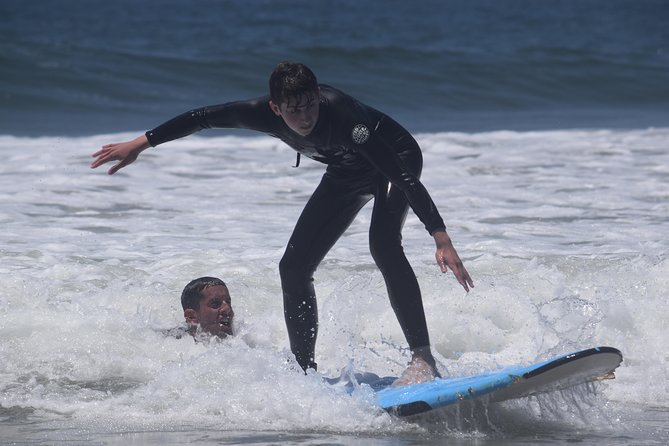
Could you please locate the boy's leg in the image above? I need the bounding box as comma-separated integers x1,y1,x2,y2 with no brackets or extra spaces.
369,178,431,350
369,176,439,384
280,174,371,371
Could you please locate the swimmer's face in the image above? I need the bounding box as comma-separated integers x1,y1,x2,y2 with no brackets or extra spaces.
186,285,234,338
270,90,320,136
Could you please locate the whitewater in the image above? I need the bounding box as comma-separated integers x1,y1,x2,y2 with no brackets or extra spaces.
0,127,667,444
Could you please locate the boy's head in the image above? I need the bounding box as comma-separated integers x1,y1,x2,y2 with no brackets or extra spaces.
269,62,320,136
269,62,318,105
181,276,234,338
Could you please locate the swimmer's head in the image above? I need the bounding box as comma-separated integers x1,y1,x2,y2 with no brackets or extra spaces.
181,276,234,338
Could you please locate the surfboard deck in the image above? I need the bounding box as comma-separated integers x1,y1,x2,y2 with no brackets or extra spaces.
327,347,623,417
376,347,622,416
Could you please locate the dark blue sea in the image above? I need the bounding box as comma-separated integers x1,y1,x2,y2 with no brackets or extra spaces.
1,0,668,136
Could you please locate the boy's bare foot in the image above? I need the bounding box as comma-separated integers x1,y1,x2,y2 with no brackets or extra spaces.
392,348,441,386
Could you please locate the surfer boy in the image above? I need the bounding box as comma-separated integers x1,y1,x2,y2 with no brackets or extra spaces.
179,276,235,339
91,62,474,385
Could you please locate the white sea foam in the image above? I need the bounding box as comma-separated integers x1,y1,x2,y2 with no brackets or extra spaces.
0,127,667,435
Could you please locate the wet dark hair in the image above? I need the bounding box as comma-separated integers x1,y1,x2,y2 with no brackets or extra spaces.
181,276,227,310
269,62,318,105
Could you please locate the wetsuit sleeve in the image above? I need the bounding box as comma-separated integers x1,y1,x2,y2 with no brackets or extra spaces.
145,97,274,147
357,136,446,235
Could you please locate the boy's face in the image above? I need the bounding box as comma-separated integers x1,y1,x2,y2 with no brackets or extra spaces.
184,285,234,337
269,90,320,136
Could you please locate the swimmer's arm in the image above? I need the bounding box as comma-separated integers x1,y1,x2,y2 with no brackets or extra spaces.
90,134,151,175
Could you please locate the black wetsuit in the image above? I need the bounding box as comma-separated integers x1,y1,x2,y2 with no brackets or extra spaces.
146,85,446,371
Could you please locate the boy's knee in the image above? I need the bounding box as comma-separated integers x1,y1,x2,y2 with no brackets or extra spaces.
280,249,315,283
370,232,403,264
278,252,292,278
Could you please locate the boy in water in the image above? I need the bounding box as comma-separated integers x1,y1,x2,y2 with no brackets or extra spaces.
91,62,473,385
178,276,235,339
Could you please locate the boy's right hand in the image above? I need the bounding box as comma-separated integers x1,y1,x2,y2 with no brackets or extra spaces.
90,135,151,175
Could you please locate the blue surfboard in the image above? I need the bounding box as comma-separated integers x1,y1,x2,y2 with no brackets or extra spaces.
328,347,623,417
375,347,622,416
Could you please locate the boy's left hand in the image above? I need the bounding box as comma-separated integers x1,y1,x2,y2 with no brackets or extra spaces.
433,231,474,292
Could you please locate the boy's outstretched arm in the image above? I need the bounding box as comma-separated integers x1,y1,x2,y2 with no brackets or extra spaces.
433,230,474,292
91,134,151,175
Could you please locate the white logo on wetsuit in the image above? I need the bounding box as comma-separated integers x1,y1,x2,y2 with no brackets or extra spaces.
351,124,370,144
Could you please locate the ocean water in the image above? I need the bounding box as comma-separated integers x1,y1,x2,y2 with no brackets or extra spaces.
1,0,669,445
1,129,668,444
1,0,668,135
